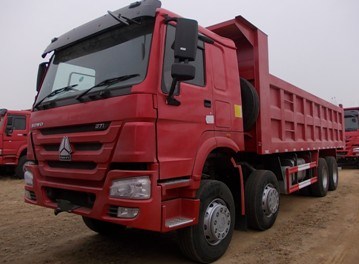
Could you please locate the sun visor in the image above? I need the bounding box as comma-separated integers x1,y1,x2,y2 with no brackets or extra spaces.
42,0,161,58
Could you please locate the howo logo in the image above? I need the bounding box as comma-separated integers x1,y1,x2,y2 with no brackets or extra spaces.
59,136,72,161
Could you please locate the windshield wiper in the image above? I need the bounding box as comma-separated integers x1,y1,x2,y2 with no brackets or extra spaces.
76,74,139,101
34,84,78,109
107,10,141,26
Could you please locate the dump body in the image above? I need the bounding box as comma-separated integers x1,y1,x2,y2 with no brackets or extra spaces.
0,109,30,177
337,107,359,166
208,17,344,155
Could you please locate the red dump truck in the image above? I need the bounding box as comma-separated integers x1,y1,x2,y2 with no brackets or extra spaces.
0,109,30,178
25,0,344,262
337,107,359,167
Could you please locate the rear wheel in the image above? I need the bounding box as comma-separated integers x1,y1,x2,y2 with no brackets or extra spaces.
177,180,235,263
310,158,329,197
245,170,280,231
82,217,126,235
325,156,339,191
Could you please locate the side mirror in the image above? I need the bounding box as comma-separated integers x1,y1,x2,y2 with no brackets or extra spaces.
173,18,198,62
36,62,48,92
171,63,195,81
5,126,13,136
166,18,198,106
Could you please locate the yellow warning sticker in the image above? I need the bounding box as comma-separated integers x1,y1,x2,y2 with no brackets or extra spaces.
234,104,242,118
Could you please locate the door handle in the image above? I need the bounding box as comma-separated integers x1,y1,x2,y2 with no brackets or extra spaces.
204,99,212,108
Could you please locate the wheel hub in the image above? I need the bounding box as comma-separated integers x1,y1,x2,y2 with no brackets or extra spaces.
262,184,279,216
203,198,231,245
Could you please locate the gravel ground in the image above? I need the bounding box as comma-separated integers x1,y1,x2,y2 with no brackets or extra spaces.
0,169,358,263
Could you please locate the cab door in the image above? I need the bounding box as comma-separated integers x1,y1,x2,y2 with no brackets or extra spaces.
2,114,27,162
156,24,214,180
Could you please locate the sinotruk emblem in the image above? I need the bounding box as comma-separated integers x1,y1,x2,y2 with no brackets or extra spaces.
59,136,72,161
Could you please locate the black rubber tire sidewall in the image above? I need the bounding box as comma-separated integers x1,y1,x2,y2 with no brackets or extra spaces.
177,180,235,263
245,170,280,231
310,158,329,197
325,156,339,191
15,156,27,179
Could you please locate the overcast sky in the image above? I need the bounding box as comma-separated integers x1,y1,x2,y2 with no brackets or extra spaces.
1,0,358,110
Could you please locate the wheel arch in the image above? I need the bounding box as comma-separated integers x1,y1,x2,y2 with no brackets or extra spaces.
192,136,240,182
17,146,27,161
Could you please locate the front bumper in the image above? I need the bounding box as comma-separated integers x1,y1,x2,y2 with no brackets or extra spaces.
24,164,199,232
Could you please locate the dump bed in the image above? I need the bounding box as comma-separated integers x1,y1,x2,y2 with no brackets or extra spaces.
208,16,344,154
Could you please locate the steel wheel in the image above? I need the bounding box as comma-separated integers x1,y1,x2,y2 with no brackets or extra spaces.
203,198,231,245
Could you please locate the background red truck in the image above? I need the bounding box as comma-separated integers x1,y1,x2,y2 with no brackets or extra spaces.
24,0,344,263
337,107,359,167
0,108,30,178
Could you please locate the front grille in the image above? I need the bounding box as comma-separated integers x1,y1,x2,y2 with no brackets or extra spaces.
47,161,97,170
41,122,110,135
45,187,96,209
43,142,102,152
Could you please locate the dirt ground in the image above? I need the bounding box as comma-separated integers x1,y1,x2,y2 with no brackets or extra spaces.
0,169,358,264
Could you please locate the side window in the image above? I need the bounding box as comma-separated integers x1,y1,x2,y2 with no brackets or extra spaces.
7,115,26,130
162,25,205,93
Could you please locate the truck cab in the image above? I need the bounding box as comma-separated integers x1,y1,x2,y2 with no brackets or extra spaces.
338,108,359,167
0,109,30,178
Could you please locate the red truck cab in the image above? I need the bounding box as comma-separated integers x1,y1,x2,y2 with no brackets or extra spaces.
337,107,359,167
0,109,30,178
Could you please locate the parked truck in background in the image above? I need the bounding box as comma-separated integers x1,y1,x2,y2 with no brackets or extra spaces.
0,109,30,178
337,107,359,167
24,0,345,262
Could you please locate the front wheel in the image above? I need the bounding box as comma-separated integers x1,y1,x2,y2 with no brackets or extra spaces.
15,156,28,179
177,180,235,263
245,170,280,231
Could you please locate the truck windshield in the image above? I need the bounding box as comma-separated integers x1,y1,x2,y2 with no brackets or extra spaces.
35,18,154,109
345,116,359,131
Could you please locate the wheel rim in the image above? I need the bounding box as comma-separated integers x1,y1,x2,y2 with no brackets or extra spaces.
203,198,231,246
262,184,279,217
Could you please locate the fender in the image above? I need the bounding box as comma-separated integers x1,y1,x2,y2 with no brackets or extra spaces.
16,145,27,162
192,135,240,182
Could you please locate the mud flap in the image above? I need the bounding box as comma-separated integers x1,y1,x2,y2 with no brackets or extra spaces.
54,199,81,215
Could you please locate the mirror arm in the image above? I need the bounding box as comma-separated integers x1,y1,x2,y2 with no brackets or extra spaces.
166,78,181,106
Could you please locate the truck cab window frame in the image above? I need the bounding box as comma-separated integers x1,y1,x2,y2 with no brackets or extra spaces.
7,115,26,131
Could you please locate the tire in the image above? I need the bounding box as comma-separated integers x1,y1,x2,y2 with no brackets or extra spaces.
310,158,329,197
245,170,280,231
240,78,260,132
82,216,126,235
177,180,235,263
15,156,28,179
325,156,338,191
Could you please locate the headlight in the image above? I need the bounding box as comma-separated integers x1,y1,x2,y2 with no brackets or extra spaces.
353,147,359,153
0,148,2,155
24,171,34,186
110,176,151,199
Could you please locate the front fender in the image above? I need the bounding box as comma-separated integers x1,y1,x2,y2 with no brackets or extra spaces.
192,134,240,183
